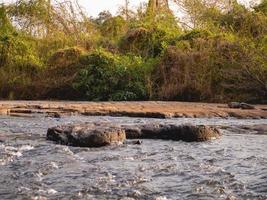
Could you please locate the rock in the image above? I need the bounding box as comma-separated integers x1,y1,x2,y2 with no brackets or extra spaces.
0,134,5,143
47,122,221,147
124,124,221,142
240,124,267,135
0,108,9,115
9,109,32,114
240,103,255,110
228,102,241,109
228,102,255,110
134,140,142,145
47,123,126,147
46,112,61,118
82,111,170,119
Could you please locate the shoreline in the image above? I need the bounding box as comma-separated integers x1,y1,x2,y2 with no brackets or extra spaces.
0,101,267,119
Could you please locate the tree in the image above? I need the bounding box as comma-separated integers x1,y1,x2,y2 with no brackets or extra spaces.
147,0,170,14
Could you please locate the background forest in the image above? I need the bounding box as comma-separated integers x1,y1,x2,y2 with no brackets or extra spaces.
0,0,267,102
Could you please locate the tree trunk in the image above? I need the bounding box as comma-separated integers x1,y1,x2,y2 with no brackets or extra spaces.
147,0,169,13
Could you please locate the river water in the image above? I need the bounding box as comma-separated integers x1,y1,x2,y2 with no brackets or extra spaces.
0,115,266,200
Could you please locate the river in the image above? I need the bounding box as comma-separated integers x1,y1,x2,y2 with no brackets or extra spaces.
0,115,266,200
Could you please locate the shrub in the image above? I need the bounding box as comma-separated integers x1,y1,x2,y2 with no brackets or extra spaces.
152,33,267,102
34,47,86,100
73,49,150,101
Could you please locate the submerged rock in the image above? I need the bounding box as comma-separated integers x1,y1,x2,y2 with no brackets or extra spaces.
0,134,5,143
47,123,126,147
47,122,221,147
124,124,221,142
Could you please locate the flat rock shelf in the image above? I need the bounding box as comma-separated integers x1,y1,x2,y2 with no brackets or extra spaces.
1,101,267,119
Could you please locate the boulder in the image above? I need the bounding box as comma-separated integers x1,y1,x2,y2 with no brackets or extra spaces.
228,102,255,110
240,103,255,110
124,124,221,142
228,102,241,109
47,122,221,147
47,123,126,147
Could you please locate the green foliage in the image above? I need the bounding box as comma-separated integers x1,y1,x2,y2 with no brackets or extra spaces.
119,13,181,58
100,16,127,41
1,0,267,103
152,33,267,102
219,2,267,38
255,0,267,15
74,49,150,101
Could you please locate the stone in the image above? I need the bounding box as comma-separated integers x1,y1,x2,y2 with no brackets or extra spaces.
46,112,61,118
228,102,241,109
47,122,221,147
47,123,126,147
240,103,255,110
0,134,5,143
124,124,221,142
228,102,255,110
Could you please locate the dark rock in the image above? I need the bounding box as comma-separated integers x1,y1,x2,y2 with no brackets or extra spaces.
82,111,170,119
228,102,241,109
133,140,142,145
46,112,61,118
47,122,221,147
9,109,32,114
0,134,5,142
124,124,221,142
240,103,255,110
228,102,255,110
124,140,143,145
47,123,126,147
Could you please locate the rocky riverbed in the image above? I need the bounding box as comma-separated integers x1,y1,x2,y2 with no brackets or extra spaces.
0,111,267,199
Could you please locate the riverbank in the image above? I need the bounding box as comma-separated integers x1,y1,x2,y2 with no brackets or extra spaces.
0,101,267,119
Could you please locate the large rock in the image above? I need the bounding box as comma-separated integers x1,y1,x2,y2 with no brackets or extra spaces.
228,102,255,110
124,124,221,142
47,123,221,147
47,123,126,147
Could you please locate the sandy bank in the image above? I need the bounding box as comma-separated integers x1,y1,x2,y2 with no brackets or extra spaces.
0,101,267,119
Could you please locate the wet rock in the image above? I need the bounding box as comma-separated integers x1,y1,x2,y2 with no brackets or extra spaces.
47,122,221,147
240,103,255,110
228,102,255,110
0,133,5,142
9,109,32,114
228,102,241,109
46,112,61,118
124,124,221,142
82,111,170,119
47,123,126,147
240,124,267,135
134,140,142,145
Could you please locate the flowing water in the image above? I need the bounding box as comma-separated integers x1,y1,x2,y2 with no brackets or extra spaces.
0,115,266,200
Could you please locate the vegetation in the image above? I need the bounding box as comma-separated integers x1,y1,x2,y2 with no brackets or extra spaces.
0,0,266,103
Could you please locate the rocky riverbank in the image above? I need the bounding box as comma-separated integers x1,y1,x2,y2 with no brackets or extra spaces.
1,101,267,119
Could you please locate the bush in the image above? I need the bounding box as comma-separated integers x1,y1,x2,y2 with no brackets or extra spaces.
74,49,150,101
152,33,267,102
